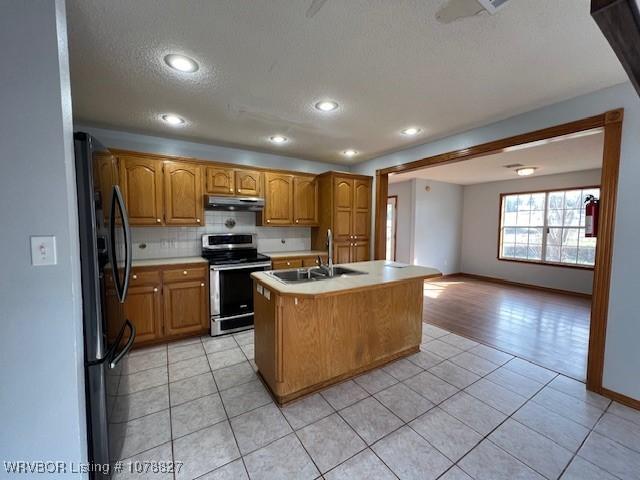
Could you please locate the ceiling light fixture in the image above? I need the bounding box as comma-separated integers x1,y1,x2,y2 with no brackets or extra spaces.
516,167,537,176
342,149,358,157
164,54,199,73
401,127,422,136
160,114,185,126
269,135,288,144
315,100,339,112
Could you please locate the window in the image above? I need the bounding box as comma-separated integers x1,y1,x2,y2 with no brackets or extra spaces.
386,196,397,261
499,187,599,268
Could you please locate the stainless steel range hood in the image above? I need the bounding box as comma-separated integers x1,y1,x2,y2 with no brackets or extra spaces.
205,195,264,211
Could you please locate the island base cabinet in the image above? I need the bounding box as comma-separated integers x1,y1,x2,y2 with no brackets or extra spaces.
254,279,423,404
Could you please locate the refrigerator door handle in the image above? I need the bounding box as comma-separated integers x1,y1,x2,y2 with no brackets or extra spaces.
109,185,132,303
109,320,136,369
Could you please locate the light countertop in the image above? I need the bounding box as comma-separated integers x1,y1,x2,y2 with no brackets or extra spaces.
262,250,327,259
252,260,441,297
106,256,208,269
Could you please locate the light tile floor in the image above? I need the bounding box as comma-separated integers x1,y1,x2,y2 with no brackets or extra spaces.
110,324,640,480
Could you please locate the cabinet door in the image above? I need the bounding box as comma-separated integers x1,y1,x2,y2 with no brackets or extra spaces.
118,156,164,225
333,177,354,240
205,167,235,195
123,285,163,345
353,179,371,240
235,170,262,197
293,175,318,225
164,161,203,226
334,242,352,264
163,280,208,337
352,241,370,262
264,173,294,225
95,153,119,221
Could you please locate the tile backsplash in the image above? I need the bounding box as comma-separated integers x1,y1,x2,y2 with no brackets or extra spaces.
129,211,312,259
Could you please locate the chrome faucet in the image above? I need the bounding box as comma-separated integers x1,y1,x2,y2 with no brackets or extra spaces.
317,228,335,277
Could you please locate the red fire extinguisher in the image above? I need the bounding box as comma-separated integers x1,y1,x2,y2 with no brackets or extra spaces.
585,194,599,238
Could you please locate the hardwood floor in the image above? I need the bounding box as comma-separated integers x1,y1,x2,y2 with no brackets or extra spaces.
423,275,591,380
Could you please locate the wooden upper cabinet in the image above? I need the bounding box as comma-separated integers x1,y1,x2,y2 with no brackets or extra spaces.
118,155,164,225
334,177,354,210
164,161,203,226
264,173,294,225
205,166,235,195
235,170,262,197
293,175,318,225
353,179,371,239
95,153,118,221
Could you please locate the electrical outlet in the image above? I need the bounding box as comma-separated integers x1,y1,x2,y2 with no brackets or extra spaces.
31,236,57,266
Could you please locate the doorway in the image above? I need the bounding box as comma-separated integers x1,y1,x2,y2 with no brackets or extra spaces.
386,196,398,261
373,109,623,395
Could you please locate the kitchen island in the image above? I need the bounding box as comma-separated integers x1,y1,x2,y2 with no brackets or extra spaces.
251,260,441,404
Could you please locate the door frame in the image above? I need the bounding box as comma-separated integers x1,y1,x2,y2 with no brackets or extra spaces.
374,109,623,397
386,195,398,261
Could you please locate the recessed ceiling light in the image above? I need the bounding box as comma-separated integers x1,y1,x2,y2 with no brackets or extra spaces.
164,54,199,73
315,100,339,112
516,167,537,176
160,114,185,126
401,127,422,136
269,135,288,144
342,149,358,157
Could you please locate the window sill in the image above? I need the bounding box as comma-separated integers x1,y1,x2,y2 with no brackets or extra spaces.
497,257,595,271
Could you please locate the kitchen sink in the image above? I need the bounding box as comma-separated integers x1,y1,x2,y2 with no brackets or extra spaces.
267,266,367,284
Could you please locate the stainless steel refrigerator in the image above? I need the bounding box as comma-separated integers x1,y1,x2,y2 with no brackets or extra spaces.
74,132,135,477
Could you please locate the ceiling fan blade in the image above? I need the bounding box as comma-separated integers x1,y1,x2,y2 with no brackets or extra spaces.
306,0,329,18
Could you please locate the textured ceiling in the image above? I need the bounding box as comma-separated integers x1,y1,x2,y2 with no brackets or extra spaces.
66,0,627,164
389,130,604,185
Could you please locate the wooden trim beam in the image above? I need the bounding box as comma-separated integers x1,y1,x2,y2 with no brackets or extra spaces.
378,113,606,175
374,172,388,260
592,0,640,97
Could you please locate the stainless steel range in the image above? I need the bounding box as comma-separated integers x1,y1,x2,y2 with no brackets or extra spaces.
201,233,271,336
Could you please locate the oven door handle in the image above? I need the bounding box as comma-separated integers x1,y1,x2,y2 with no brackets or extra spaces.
210,261,272,271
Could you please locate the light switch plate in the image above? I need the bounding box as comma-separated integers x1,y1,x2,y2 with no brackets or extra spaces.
31,236,57,266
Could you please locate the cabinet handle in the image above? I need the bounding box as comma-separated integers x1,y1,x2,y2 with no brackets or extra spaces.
196,218,201,223
132,274,138,280
156,218,161,223
354,243,358,247
200,282,205,287
286,261,291,266
229,188,233,192
266,219,271,224
153,287,158,293
183,270,188,275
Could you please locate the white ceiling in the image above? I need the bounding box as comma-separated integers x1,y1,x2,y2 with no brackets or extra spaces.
389,130,604,185
66,0,627,164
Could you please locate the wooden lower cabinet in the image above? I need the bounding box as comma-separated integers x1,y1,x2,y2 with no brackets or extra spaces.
163,279,209,336
123,285,163,344
270,255,328,270
108,263,209,347
333,241,369,263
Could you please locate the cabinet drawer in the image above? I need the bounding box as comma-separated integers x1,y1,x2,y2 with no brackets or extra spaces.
105,269,160,287
162,266,208,283
271,258,303,270
302,256,327,267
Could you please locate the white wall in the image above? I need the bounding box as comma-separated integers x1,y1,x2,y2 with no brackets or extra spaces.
0,0,87,475
388,180,414,263
461,169,601,294
353,82,640,401
388,179,463,274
